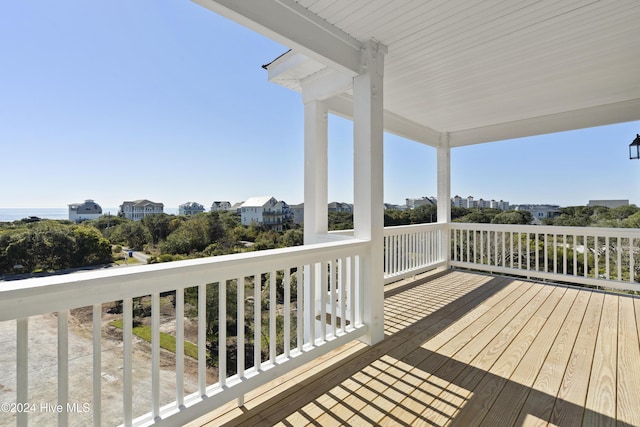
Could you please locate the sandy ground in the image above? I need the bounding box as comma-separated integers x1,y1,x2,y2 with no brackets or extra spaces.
0,303,216,427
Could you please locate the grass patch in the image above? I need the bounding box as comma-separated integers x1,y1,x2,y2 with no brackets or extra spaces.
113,257,140,266
110,319,202,360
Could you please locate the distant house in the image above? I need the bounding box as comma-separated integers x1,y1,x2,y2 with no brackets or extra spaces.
230,202,244,214
240,196,287,231
513,204,561,224
178,202,205,216
587,199,629,208
405,197,436,209
68,199,103,223
289,203,304,225
210,201,232,212
119,199,164,221
328,202,353,213
384,203,406,210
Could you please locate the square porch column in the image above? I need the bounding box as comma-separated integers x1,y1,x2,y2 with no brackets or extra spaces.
303,99,329,244
302,99,328,344
353,40,385,345
437,133,451,268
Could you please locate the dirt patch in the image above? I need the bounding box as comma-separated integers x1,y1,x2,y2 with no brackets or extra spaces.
0,299,217,427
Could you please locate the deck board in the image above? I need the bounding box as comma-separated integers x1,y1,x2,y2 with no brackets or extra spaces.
549,291,604,426
478,286,575,427
617,297,640,426
188,270,640,427
584,293,618,426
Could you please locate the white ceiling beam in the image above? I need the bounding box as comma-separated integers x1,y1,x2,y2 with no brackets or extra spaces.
192,0,362,75
264,51,309,83
324,94,442,147
449,98,640,147
301,68,352,104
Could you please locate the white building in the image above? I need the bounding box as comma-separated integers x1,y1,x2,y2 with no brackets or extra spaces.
210,201,232,211
178,202,205,216
406,197,436,209
490,199,510,210
240,196,287,231
451,195,509,210
328,201,353,212
289,203,304,225
68,199,103,223
514,204,561,224
587,199,629,208
452,195,466,208
119,199,164,221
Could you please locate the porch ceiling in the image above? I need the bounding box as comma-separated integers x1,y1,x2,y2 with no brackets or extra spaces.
196,0,640,147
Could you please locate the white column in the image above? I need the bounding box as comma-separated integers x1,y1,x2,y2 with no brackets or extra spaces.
437,133,451,223
303,99,328,343
303,99,329,244
437,133,451,268
353,40,385,345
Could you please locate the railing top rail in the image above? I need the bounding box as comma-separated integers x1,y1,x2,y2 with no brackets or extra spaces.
0,239,369,322
448,222,640,238
383,222,446,235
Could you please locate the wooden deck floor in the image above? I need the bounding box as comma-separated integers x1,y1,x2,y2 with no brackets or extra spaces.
189,270,640,427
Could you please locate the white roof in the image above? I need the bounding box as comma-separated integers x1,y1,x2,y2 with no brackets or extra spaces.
241,196,275,208
200,0,640,147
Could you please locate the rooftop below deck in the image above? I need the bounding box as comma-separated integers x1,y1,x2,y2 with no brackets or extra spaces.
189,269,640,427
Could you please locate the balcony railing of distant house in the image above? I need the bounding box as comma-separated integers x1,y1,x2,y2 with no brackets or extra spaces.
0,239,368,427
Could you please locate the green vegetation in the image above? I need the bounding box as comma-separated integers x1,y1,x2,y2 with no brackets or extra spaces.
110,319,201,360
0,219,113,275
1,204,638,276
544,205,640,227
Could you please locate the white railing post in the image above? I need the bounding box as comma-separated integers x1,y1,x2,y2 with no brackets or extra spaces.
58,310,69,427
17,318,28,427
447,223,640,293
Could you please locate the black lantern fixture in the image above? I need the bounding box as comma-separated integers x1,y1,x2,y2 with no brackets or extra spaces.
630,134,640,160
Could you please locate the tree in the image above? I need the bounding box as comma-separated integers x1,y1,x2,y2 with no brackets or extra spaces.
109,221,152,251
491,210,532,225
142,213,174,245
73,226,112,266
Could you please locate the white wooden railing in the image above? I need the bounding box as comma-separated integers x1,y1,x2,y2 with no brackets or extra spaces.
4,222,638,426
449,223,640,292
0,239,368,427
383,223,447,283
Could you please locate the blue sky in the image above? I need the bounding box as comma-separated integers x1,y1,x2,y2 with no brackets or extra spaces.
2,1,639,209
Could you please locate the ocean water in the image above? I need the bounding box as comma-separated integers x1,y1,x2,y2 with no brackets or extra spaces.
0,208,71,222
0,208,178,222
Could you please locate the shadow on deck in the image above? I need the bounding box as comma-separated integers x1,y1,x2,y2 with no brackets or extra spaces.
190,270,640,427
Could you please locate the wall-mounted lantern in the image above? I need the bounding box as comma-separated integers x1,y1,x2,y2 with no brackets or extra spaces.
630,134,640,160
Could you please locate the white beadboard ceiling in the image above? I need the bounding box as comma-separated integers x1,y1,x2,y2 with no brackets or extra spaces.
196,0,640,147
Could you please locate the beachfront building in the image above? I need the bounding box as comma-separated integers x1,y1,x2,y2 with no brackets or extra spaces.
513,204,561,224
118,199,164,220
210,201,232,211
451,195,510,210
68,199,103,222
3,3,639,427
240,196,287,231
328,201,353,213
406,196,437,209
178,202,205,216
289,203,304,225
